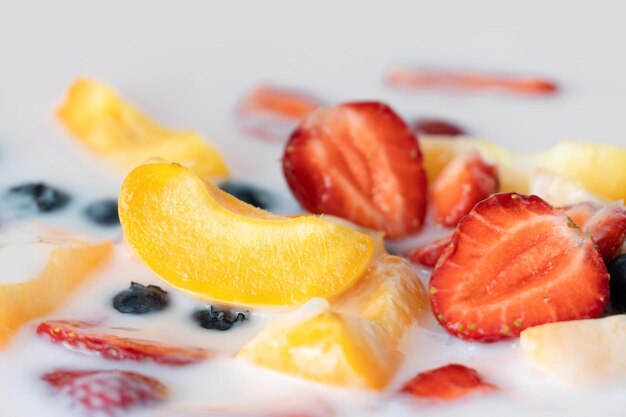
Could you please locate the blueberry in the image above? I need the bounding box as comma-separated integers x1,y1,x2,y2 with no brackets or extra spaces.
192,306,249,331
85,199,119,226
609,254,626,313
218,182,273,210
112,282,169,314
5,182,70,213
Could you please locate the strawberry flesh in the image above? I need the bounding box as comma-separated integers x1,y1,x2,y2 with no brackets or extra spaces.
408,235,452,267
583,203,626,261
401,364,495,401
42,369,167,414
431,151,498,227
430,193,609,342
413,118,466,136
37,320,209,365
386,67,559,95
282,101,428,239
563,201,601,227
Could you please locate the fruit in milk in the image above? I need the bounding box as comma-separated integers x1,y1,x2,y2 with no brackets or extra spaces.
57,79,229,179
238,255,428,390
0,226,111,346
119,160,375,306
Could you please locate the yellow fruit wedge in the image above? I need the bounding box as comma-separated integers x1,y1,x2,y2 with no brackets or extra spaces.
421,137,626,201
520,316,626,385
57,79,229,180
238,255,428,390
119,161,375,306
0,228,112,347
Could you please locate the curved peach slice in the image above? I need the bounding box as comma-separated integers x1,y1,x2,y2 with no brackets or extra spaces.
0,226,112,346
57,79,229,180
238,255,428,390
119,161,375,306
421,137,626,201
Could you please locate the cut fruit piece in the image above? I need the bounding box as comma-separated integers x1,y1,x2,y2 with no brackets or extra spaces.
529,169,606,207
0,227,112,347
583,203,626,261
282,101,428,239
420,137,626,202
430,193,609,342
400,364,496,401
520,315,626,384
238,255,428,390
563,202,601,228
431,151,498,226
407,235,453,268
57,79,229,179
119,161,375,307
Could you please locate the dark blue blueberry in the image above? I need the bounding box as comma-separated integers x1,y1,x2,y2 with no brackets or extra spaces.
609,254,626,313
5,182,70,213
85,199,119,226
192,306,249,331
218,182,273,210
112,282,169,314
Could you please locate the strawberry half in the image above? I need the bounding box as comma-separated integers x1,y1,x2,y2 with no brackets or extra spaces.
37,320,209,365
430,193,609,342
401,364,495,401
583,203,626,261
282,101,428,239
237,84,322,143
431,150,498,227
408,235,452,268
42,369,167,415
563,201,601,227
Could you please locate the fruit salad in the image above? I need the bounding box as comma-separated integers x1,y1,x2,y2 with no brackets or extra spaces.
0,76,625,417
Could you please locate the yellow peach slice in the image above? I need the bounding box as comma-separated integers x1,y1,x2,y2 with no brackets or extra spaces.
0,227,112,346
421,137,626,201
238,255,428,390
119,161,375,306
57,79,229,180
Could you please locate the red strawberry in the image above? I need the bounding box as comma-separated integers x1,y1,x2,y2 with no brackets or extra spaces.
413,118,466,137
42,369,167,415
37,320,209,365
583,203,626,261
563,201,601,227
408,235,452,267
401,364,495,401
385,67,559,95
237,84,322,143
431,150,498,227
430,193,609,342
282,101,428,239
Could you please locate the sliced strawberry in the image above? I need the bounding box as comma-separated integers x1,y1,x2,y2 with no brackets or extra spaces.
413,118,466,136
42,369,167,414
430,193,609,342
37,320,209,365
237,84,322,143
401,364,495,401
408,235,453,267
282,101,428,239
563,201,601,227
385,67,559,95
583,203,626,261
431,150,498,227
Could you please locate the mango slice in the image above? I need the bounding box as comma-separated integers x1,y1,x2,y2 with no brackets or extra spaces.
238,255,429,390
421,137,626,202
119,161,375,306
0,227,112,347
57,79,229,180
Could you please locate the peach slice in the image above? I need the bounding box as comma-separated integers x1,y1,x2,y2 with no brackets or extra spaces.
118,161,375,306
0,227,112,347
57,79,229,180
237,255,428,390
421,137,626,201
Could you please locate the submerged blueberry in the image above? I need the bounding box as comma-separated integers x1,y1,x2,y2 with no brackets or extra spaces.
85,199,119,226
112,282,169,314
5,182,70,213
192,306,249,331
218,182,273,210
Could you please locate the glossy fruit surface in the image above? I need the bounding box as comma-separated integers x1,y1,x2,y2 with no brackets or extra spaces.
401,364,495,401
119,161,375,306
112,282,169,314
